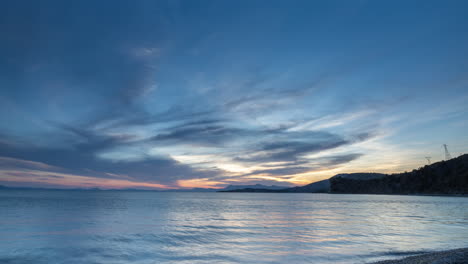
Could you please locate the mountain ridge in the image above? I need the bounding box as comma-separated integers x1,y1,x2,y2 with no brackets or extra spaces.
330,154,468,194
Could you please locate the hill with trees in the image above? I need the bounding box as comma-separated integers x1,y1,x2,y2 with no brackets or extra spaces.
330,154,468,195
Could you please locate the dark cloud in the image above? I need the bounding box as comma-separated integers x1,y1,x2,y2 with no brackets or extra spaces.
51,122,134,152
235,132,348,163
91,107,218,131
246,167,312,176
169,119,227,129
147,118,291,146
151,124,248,146
323,153,363,165
261,140,348,162
241,153,363,177
0,126,221,186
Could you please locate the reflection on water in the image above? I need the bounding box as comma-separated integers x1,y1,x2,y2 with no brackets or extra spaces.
0,191,467,263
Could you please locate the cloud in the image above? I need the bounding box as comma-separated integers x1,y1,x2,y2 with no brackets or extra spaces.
151,124,249,146
234,131,349,163
322,153,364,165
241,153,363,177
147,118,291,147
91,107,218,132
0,126,222,187
0,156,59,171
0,80,378,188
0,168,172,189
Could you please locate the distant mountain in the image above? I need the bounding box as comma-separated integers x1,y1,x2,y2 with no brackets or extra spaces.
280,179,330,193
330,154,468,195
220,180,329,193
222,184,288,191
161,187,218,192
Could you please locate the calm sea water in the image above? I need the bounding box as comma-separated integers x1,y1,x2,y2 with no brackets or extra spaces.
0,191,467,264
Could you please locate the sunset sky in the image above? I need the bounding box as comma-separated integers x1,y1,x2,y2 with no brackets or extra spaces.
1,0,468,189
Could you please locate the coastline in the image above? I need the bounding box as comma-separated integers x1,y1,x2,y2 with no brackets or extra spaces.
370,247,468,264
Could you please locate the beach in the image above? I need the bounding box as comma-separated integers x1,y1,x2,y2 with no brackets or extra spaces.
371,248,468,264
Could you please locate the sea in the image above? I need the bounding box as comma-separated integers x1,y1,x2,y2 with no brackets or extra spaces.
0,190,467,264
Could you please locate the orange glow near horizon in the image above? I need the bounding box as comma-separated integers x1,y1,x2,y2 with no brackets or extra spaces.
0,169,173,189
177,178,225,189
0,151,431,190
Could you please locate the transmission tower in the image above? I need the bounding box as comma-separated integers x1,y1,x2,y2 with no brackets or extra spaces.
425,157,431,164
443,144,451,160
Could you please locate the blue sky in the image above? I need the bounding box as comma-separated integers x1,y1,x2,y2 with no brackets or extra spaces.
1,0,467,189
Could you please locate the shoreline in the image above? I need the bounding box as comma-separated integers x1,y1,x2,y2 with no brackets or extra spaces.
1,187,467,197
220,191,468,197
370,247,468,264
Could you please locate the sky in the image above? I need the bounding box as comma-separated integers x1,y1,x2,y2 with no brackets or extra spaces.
1,0,468,189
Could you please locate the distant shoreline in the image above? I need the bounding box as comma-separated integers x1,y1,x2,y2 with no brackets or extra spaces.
1,187,467,197
221,192,468,197
218,188,468,197
370,247,468,264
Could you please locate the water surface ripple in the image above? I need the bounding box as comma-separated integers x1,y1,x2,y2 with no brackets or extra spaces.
1,191,467,263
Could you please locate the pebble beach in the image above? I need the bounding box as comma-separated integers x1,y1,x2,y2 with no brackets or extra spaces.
371,248,468,264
